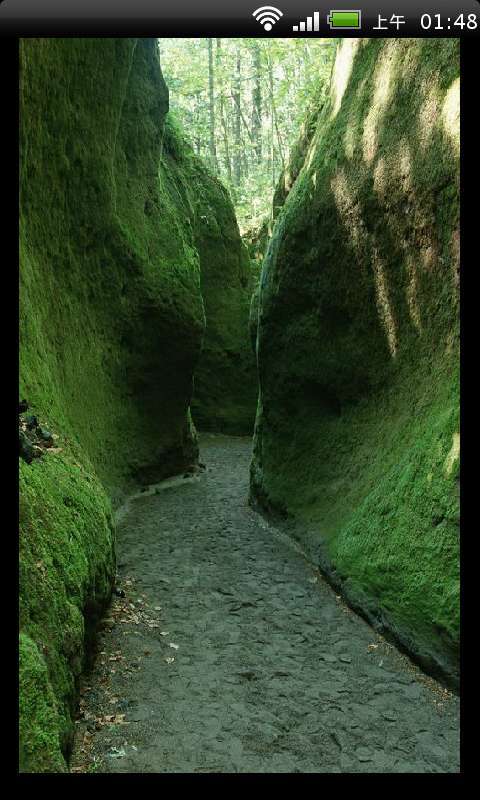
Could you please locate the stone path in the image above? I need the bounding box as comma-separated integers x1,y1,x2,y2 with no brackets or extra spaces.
71,434,459,773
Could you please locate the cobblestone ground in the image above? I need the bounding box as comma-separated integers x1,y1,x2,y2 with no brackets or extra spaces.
71,434,459,773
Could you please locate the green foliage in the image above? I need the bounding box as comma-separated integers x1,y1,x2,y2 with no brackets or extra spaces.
251,39,460,685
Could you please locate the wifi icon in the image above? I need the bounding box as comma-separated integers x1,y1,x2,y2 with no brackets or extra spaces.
252,6,283,31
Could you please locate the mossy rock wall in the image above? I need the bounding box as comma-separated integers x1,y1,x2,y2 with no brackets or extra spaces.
251,39,460,687
19,38,208,771
248,95,329,365
20,38,205,497
188,154,258,435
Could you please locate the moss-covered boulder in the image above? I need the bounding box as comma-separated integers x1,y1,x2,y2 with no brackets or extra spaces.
251,39,460,687
19,38,207,771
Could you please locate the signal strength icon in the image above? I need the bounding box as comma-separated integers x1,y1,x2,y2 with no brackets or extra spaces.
292,11,321,31
252,6,284,31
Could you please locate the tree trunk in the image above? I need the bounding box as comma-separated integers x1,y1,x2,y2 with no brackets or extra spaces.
267,51,285,178
207,38,218,173
251,42,262,164
195,94,203,156
268,54,276,193
232,47,242,187
216,39,232,185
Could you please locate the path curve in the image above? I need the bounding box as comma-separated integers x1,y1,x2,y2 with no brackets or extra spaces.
72,435,459,773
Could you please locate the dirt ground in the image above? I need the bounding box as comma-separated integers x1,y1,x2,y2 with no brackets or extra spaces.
71,434,459,773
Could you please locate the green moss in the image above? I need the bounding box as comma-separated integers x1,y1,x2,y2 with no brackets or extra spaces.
252,39,460,685
19,634,67,773
19,448,115,771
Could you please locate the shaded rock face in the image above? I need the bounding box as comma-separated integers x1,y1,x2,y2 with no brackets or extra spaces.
190,164,258,435
19,38,245,772
251,39,460,687
248,91,328,366
20,39,204,499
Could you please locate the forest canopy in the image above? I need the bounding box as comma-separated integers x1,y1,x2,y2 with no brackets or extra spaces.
159,38,335,230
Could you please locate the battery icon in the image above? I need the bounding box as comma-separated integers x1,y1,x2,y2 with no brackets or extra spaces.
327,10,362,29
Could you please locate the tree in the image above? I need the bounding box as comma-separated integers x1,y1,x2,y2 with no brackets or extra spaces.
232,45,242,187
207,39,218,173
251,42,262,165
216,40,232,184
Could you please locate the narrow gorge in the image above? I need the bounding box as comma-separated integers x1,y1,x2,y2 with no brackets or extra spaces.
19,37,460,773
